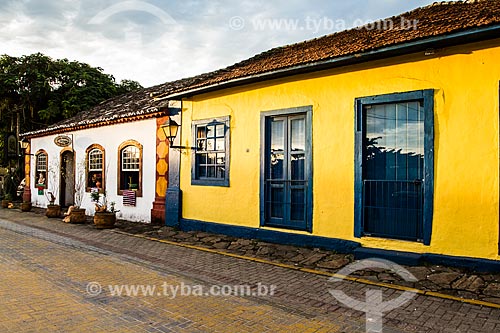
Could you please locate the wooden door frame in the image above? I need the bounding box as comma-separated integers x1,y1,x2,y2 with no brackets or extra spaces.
59,148,75,207
260,105,313,232
354,89,434,245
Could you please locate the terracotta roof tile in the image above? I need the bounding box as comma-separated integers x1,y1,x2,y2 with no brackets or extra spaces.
157,0,500,96
25,0,500,137
21,77,197,137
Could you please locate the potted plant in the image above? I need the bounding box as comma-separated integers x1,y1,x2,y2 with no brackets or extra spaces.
20,200,32,212
65,165,86,223
44,164,61,218
90,189,100,203
45,191,61,218
2,193,12,209
62,205,86,223
93,191,118,229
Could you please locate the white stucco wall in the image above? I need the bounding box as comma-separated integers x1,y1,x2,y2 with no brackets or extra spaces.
29,119,157,223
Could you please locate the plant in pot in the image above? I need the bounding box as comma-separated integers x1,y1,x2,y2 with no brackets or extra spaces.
93,191,119,229
44,163,61,218
2,192,12,209
63,164,86,224
20,200,32,212
90,189,100,203
45,191,61,217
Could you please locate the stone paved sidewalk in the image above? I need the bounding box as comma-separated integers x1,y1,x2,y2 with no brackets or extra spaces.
120,223,500,306
2,208,500,332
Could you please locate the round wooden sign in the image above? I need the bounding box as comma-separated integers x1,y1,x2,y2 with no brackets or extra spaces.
54,135,72,147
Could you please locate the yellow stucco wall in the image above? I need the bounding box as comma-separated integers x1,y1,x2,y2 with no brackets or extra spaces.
178,39,500,260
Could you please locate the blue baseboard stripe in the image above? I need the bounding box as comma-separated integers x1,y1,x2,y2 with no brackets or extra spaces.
354,248,500,273
180,219,360,253
179,219,500,273
354,247,422,266
422,253,500,273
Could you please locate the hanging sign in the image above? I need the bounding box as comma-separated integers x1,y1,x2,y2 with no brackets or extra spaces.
54,135,72,147
5,133,18,158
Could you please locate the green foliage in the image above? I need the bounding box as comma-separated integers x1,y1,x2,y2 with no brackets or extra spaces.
90,190,100,203
117,79,143,94
0,53,143,165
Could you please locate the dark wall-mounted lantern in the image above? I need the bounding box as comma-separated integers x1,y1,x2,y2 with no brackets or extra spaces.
160,117,194,150
19,138,29,150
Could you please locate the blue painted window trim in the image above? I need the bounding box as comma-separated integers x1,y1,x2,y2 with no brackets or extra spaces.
260,106,313,233
191,116,230,187
354,90,434,245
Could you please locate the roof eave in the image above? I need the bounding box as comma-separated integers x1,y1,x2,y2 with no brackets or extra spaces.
157,23,500,101
20,109,166,139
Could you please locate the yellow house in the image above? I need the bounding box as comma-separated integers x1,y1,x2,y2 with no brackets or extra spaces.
156,1,500,269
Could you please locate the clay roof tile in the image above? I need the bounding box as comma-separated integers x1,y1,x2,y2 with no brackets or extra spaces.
25,0,500,137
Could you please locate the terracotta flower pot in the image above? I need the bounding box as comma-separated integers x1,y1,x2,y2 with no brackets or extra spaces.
94,212,116,229
21,202,32,212
46,204,61,218
1,200,9,209
70,208,86,224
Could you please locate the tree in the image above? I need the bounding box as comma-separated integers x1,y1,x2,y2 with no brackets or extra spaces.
0,53,142,165
117,79,143,94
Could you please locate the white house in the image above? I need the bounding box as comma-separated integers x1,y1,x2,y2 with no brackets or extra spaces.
21,84,173,223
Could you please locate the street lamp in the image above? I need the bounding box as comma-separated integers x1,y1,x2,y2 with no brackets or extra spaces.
160,117,193,150
18,138,33,156
19,138,29,150
160,117,179,147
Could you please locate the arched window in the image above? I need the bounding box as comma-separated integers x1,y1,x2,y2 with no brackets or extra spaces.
86,144,105,192
118,140,142,197
35,150,48,188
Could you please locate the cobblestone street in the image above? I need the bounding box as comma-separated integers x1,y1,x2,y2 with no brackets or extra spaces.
0,217,349,332
1,209,500,332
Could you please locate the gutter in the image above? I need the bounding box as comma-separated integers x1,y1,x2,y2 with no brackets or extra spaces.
155,24,500,101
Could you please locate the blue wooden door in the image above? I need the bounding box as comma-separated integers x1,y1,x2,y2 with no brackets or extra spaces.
263,114,309,230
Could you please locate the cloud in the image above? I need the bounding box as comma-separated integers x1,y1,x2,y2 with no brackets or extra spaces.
0,0,444,87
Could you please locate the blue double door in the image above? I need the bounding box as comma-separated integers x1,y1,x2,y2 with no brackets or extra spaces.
262,109,312,231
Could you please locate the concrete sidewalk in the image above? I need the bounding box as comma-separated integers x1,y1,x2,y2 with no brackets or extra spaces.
1,209,500,332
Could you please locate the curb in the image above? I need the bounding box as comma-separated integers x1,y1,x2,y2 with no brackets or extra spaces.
112,230,500,310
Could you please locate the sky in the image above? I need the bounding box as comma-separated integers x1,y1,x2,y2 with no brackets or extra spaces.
0,0,449,88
